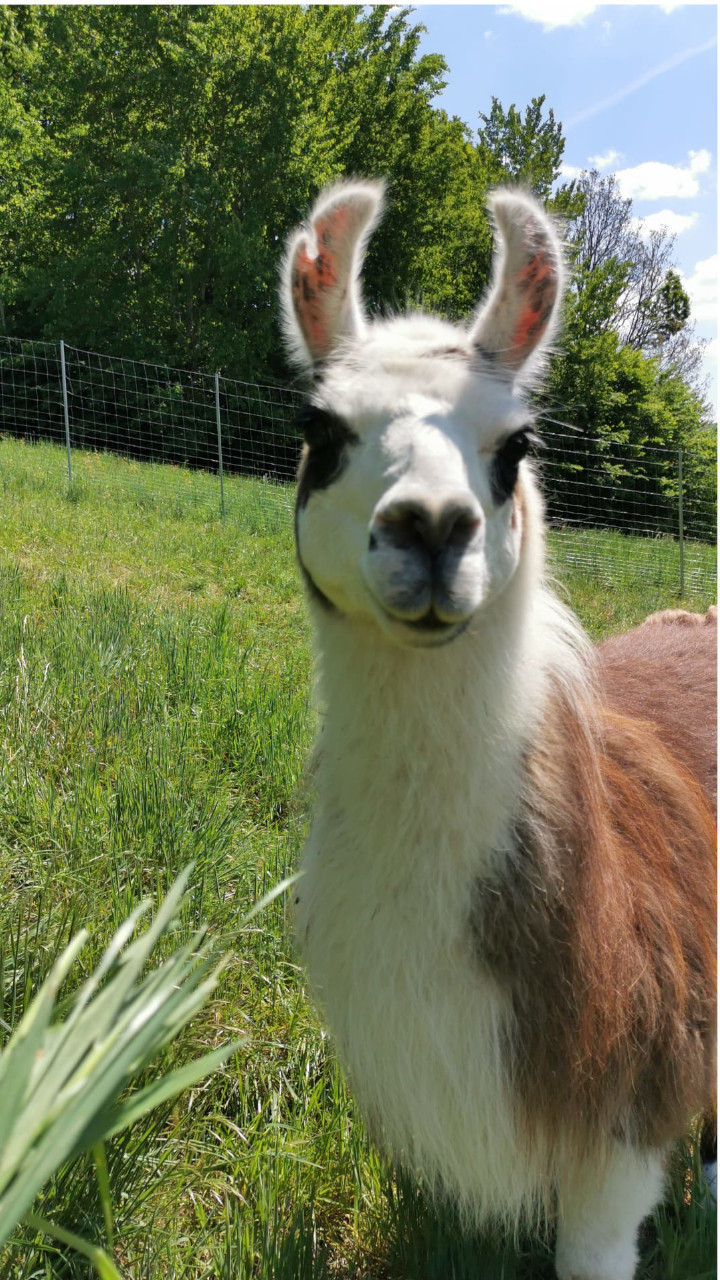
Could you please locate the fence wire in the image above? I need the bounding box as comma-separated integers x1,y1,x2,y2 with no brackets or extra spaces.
0,334,716,599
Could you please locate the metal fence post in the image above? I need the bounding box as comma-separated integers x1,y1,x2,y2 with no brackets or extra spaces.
678,448,684,598
215,372,225,518
59,339,72,485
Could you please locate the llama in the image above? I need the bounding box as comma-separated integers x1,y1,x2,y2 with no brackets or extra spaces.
281,180,717,1280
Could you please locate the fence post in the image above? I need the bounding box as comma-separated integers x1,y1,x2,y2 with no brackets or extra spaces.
215,372,225,518
677,447,684,598
59,339,72,485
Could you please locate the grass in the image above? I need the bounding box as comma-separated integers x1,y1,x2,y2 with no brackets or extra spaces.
547,525,716,638
0,436,715,1278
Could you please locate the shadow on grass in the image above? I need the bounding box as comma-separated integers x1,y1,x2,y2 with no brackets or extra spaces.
378,1170,555,1280
373,1146,715,1280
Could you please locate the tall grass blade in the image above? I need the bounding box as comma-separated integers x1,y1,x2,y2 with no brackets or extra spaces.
72,1041,243,1156
22,1212,124,1280
0,867,230,1250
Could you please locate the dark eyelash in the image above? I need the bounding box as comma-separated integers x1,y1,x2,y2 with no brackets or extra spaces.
490,428,538,504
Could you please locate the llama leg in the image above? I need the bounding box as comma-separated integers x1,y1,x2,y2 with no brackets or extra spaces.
555,1144,666,1280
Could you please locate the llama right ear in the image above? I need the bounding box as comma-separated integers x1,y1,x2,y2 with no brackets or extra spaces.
469,190,564,379
282,180,384,370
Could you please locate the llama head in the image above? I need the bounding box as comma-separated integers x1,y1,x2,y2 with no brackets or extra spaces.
282,180,564,648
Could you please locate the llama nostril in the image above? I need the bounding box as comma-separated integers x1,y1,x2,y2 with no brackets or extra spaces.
444,511,482,549
373,497,482,554
375,501,435,553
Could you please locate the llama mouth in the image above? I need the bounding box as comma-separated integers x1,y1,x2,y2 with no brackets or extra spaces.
398,610,471,646
406,609,457,632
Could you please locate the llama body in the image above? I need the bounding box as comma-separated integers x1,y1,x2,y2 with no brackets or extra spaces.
295,474,583,1222
282,181,717,1280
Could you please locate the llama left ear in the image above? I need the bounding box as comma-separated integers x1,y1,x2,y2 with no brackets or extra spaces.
282,179,385,370
469,190,564,378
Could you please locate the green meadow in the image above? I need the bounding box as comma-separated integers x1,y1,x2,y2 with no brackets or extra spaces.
0,436,715,1278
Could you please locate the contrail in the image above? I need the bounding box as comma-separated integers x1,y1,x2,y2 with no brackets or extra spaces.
567,37,716,128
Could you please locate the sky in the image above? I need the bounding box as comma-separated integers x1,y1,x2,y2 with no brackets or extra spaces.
412,2,717,412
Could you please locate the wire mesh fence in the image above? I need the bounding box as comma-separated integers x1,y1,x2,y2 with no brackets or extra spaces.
0,335,303,532
0,334,716,600
538,432,716,601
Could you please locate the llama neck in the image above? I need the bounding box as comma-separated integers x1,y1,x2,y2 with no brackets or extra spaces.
310,572,584,881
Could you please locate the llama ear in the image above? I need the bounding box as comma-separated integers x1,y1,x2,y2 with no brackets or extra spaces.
282,179,385,369
469,190,564,378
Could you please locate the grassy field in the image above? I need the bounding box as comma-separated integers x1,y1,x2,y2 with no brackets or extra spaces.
0,437,716,1279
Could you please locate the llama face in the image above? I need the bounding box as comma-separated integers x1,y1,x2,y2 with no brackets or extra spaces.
294,349,533,646
283,181,563,647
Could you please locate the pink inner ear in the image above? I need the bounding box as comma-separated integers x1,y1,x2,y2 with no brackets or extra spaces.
510,250,558,358
292,205,352,357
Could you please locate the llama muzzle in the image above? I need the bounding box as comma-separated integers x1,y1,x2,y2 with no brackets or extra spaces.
362,485,487,641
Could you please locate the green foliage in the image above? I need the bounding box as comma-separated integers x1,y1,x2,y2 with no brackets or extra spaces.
1,5,483,377
655,269,691,341
539,165,715,534
2,5,329,376
566,258,632,339
477,94,564,200
540,275,716,541
397,111,496,320
0,11,576,370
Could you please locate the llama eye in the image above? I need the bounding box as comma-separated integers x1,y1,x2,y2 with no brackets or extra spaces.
295,404,359,508
490,429,535,505
295,405,351,449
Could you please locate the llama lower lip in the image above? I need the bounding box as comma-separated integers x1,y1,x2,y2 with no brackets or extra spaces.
407,610,456,631
402,611,470,644
373,598,469,646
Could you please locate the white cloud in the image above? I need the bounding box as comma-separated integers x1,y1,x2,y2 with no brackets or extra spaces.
497,2,598,29
588,148,621,171
681,255,717,326
559,162,583,181
615,150,713,201
630,210,698,238
499,2,708,37
688,149,712,175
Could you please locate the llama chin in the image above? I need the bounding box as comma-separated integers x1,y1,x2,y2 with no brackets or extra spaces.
281,179,717,1280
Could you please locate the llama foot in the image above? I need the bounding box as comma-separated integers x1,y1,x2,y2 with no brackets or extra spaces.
555,1144,665,1280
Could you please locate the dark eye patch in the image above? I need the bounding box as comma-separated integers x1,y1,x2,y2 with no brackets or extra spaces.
294,404,359,510
490,427,538,505
294,403,358,614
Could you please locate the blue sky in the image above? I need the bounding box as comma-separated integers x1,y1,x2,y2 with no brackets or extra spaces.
412,2,717,411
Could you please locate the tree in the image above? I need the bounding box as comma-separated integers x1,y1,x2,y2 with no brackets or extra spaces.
1,6,341,376
539,321,715,538
0,10,593,379
0,8,54,334
477,94,566,201
0,5,459,379
565,171,702,385
653,269,691,341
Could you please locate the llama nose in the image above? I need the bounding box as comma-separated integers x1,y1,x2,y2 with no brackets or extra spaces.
372,494,482,555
